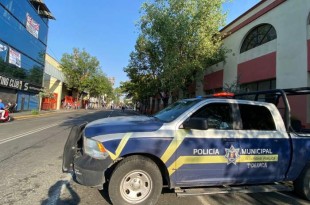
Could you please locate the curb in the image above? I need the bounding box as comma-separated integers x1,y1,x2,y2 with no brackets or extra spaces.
12,109,86,120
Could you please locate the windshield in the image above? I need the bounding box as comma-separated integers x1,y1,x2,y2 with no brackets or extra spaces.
154,99,202,122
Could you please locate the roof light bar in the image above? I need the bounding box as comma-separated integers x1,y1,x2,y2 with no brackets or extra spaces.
213,92,235,97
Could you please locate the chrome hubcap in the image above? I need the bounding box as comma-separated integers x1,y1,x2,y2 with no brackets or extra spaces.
120,170,152,204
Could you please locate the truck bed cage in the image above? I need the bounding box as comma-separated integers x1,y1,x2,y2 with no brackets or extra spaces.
234,87,310,131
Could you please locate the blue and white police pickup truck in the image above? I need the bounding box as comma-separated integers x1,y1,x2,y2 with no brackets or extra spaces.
63,87,310,205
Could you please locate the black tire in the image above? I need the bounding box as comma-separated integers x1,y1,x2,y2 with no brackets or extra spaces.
108,155,162,205
294,163,310,200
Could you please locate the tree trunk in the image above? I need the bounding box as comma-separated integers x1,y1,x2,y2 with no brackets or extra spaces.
76,92,80,101
162,97,169,108
159,91,170,108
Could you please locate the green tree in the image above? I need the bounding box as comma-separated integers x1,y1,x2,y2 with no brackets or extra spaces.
122,36,163,109
87,71,113,98
124,0,226,106
60,48,101,100
112,87,123,106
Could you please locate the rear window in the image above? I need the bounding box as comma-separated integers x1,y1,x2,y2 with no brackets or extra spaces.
239,104,276,130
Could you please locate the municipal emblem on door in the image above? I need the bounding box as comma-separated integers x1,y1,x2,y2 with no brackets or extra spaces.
225,145,240,165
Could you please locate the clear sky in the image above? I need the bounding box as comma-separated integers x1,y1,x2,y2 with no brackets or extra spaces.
44,0,260,87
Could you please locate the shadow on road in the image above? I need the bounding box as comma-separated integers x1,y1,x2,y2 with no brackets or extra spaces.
98,183,112,205
247,191,305,205
97,186,176,205
59,109,142,128
41,180,80,205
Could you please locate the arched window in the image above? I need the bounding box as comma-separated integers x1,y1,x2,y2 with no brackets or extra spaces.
240,24,277,53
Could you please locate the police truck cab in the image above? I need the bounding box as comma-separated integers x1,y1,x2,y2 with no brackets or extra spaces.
63,87,310,205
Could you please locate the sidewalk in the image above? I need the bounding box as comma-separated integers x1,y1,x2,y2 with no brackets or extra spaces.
10,109,86,120
10,108,142,121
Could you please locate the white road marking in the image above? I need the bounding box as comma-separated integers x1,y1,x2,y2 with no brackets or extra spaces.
0,122,62,145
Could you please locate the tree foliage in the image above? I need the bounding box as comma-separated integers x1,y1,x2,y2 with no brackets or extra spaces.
122,37,160,103
87,71,113,97
123,0,226,106
60,48,112,99
112,87,123,105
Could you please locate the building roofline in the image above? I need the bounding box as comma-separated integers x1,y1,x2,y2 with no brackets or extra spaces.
220,0,286,39
46,53,60,62
220,0,265,33
30,0,55,20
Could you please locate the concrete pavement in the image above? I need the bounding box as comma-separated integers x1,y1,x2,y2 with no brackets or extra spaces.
10,108,141,120
10,108,103,120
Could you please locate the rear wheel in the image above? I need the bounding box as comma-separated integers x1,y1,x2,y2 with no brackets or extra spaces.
294,164,310,200
108,155,162,205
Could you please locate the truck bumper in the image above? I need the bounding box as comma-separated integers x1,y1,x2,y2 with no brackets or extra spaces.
73,154,112,189
62,122,87,173
62,122,112,189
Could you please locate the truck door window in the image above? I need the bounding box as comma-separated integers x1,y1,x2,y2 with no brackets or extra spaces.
191,103,233,130
239,104,276,130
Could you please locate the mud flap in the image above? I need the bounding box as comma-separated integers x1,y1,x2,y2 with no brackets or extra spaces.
62,122,87,173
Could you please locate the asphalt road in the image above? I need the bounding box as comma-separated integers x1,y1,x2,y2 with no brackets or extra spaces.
0,109,309,205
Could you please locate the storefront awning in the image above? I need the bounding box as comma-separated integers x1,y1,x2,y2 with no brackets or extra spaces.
30,0,55,20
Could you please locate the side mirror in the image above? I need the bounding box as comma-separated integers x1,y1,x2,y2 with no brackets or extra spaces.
182,117,208,130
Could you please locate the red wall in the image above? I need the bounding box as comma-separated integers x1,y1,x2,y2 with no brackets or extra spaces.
238,52,276,84
188,82,196,95
307,40,310,72
278,95,309,129
288,96,308,128
203,70,224,91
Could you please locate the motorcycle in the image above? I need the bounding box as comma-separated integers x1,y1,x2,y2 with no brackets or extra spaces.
0,108,12,123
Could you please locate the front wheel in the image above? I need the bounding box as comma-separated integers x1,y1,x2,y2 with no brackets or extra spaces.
108,155,162,205
294,163,310,200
